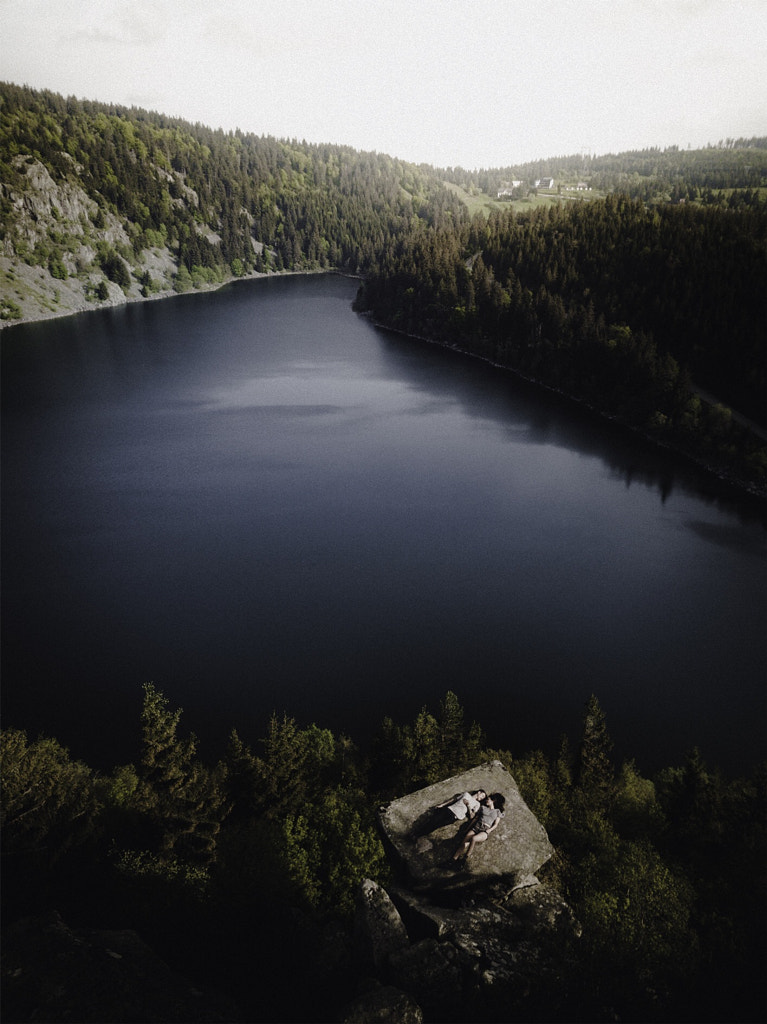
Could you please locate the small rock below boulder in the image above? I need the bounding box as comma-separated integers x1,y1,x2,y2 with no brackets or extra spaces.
353,878,410,970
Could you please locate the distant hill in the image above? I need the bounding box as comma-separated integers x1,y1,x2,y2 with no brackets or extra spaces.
2,81,765,329
0,81,464,324
2,82,765,493
439,138,767,206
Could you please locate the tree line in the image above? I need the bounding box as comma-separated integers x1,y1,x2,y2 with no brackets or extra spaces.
0,81,467,282
355,194,767,492
2,687,764,1022
439,139,767,205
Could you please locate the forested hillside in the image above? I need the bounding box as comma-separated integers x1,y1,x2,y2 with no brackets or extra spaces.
355,193,767,491
2,688,765,1023
0,81,466,316
2,82,765,495
442,138,767,205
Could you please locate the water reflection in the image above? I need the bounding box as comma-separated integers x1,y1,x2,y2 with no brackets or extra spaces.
373,325,766,526
2,275,764,775
685,518,767,554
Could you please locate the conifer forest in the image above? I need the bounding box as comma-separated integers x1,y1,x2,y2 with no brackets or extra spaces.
1,83,766,1022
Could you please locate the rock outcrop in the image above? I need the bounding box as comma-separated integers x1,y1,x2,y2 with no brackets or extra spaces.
341,763,579,1023
353,878,410,970
0,156,226,328
378,761,553,886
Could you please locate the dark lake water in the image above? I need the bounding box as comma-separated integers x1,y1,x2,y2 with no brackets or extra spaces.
2,274,765,775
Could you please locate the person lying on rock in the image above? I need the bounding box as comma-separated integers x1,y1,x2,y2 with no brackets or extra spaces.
409,789,488,843
451,792,506,865
436,789,487,825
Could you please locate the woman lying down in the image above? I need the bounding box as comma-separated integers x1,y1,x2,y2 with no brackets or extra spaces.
451,792,506,868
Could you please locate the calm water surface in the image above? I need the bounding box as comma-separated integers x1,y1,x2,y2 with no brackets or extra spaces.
2,275,765,773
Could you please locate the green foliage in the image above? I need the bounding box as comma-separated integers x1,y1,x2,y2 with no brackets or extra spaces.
47,253,67,279
1,297,22,319
113,848,210,901
137,682,227,866
105,763,141,808
2,688,766,1023
613,759,663,838
138,269,159,296
509,749,553,825
173,265,192,292
576,694,615,813
576,834,698,995
0,728,100,866
276,787,389,917
223,713,344,818
370,691,485,794
97,247,130,288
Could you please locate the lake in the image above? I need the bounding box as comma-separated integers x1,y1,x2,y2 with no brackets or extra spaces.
2,274,765,775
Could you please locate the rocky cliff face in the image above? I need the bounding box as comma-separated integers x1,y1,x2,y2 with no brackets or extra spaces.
343,762,580,1023
1,156,200,327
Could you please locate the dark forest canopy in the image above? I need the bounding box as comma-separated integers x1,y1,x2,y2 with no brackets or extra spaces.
1,80,766,495
2,688,765,1023
355,195,767,490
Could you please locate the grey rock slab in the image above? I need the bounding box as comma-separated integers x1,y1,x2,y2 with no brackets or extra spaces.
353,878,410,970
378,761,553,886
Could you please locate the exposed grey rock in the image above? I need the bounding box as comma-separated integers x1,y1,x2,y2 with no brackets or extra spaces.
378,761,553,886
388,884,522,943
353,878,410,970
339,984,423,1024
360,768,582,1020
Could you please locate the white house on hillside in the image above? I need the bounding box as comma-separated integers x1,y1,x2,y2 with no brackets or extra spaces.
497,180,523,197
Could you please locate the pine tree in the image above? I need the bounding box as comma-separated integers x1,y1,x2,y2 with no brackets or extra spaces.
0,728,99,866
576,694,615,813
138,682,226,864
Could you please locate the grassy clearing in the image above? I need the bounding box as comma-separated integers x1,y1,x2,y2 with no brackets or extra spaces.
443,181,506,216
444,181,606,217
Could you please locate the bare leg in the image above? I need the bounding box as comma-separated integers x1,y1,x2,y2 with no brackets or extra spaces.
465,831,488,858
452,838,470,860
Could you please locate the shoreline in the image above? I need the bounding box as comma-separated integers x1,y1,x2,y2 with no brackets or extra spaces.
0,264,343,333
3,268,764,504
360,313,767,506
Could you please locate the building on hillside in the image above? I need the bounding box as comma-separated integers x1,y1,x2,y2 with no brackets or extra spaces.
497,181,523,198
533,177,555,189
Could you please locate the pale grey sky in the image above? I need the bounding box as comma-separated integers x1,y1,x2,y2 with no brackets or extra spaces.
2,0,766,168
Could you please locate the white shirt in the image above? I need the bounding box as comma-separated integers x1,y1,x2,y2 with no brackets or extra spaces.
448,792,481,819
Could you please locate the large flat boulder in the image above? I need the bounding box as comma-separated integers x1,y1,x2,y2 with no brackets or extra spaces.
377,761,553,885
